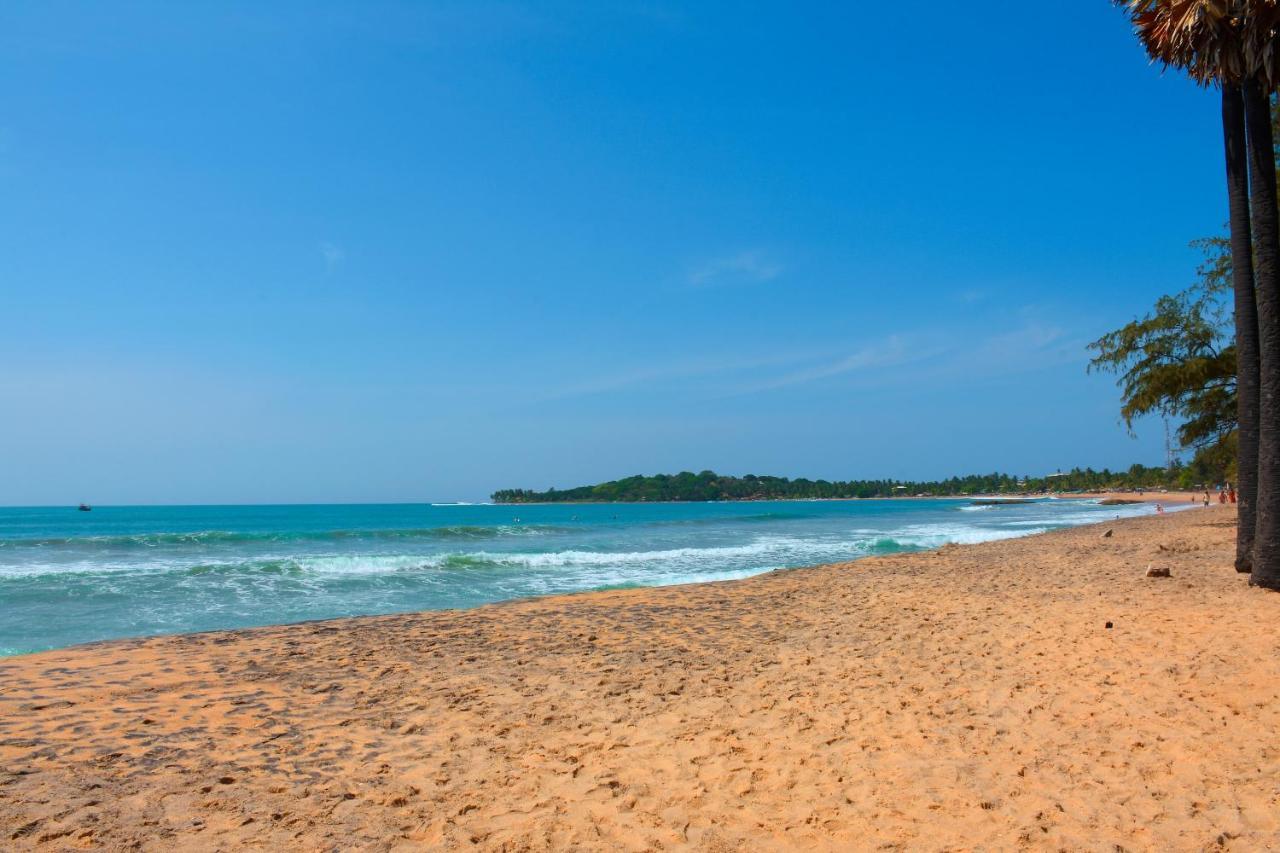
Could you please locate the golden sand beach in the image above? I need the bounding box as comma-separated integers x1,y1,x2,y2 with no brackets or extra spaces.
2,505,1278,851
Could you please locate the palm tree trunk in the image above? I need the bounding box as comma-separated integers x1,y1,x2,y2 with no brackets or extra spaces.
1243,80,1280,589
1223,82,1260,574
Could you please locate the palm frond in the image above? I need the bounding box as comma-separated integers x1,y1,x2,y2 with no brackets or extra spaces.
1118,0,1280,87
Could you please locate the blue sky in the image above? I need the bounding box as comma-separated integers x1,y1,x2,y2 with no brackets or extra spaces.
0,2,1224,504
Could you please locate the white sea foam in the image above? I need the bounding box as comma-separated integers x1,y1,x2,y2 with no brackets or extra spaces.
888,524,1048,548
292,554,448,575
0,500,1205,656
0,517,1093,580
286,523,1067,578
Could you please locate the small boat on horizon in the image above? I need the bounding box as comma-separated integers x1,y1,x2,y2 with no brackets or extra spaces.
77,503,92,512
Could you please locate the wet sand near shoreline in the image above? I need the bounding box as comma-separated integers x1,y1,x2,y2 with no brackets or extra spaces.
2,505,1277,850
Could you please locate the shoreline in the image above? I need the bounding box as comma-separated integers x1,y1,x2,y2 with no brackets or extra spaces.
0,497,1179,661
492,491,1203,506
4,505,1275,849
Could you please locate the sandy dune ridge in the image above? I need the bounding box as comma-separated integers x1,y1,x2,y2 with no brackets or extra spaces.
2,506,1278,850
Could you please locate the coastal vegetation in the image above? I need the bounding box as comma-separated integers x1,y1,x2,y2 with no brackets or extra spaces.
492,465,1191,503
1116,0,1280,589
1111,1,1280,584
1089,240,1237,477
1089,103,1278,504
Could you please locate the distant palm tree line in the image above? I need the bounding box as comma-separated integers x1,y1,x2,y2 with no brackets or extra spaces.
491,466,1194,504
1118,0,1280,589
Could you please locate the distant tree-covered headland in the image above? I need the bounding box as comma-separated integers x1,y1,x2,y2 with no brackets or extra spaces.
491,466,1190,504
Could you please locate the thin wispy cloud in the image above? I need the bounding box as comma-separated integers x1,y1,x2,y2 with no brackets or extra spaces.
973,323,1066,360
687,250,783,287
953,321,1081,375
733,336,938,395
536,349,825,403
516,319,1089,412
319,241,345,273
733,322,1082,397
905,322,1080,384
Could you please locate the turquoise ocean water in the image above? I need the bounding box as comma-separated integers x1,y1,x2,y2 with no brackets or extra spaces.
0,498,1165,656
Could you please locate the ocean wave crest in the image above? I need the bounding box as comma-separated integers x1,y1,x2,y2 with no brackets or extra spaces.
0,524,570,550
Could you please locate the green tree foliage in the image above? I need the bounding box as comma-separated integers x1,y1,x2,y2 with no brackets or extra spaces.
1087,238,1238,455
491,465,1188,503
